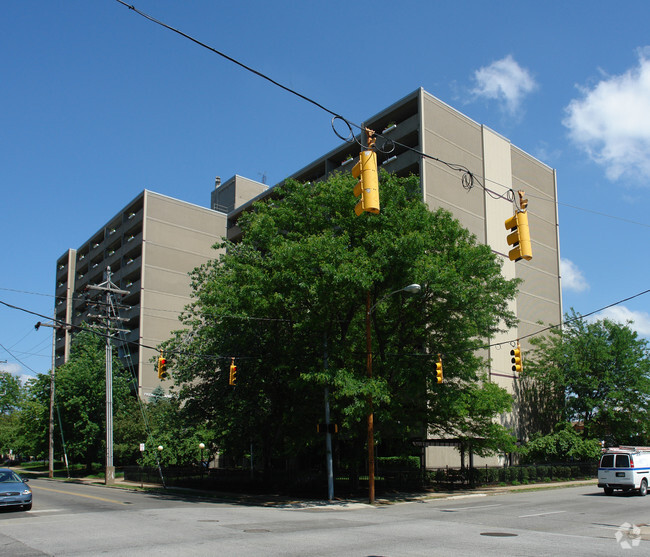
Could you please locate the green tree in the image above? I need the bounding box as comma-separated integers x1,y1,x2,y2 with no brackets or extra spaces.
525,311,650,446
10,374,51,459
17,331,135,471
114,386,217,468
520,422,602,463
0,371,23,415
165,172,520,472
0,371,25,458
56,330,133,470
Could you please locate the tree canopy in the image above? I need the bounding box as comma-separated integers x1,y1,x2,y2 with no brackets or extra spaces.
524,310,650,446
165,172,521,470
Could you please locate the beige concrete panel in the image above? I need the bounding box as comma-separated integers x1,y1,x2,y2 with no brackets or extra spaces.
145,191,226,232
422,92,482,155
424,161,486,241
145,218,226,256
516,291,562,329
233,176,268,207
425,190,485,240
527,211,558,257
482,128,518,398
516,264,562,305
144,243,216,276
143,266,194,298
422,130,483,178
511,147,555,198
424,445,506,468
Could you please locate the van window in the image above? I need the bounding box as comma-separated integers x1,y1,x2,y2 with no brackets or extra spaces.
615,454,630,468
600,454,614,467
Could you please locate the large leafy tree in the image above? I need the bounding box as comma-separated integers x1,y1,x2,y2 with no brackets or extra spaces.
165,172,520,471
0,371,23,415
524,311,650,445
0,371,25,457
18,330,134,470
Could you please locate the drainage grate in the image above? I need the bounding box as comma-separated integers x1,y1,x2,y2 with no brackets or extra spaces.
480,532,518,537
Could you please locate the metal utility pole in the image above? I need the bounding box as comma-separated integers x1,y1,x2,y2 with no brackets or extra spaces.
87,266,129,485
323,333,334,502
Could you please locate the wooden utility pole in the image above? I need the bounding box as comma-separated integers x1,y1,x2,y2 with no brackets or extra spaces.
87,266,129,485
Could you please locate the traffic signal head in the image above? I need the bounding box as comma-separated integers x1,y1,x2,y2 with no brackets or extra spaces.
504,210,532,262
157,356,168,380
510,342,522,373
351,150,380,216
229,358,237,386
436,355,443,384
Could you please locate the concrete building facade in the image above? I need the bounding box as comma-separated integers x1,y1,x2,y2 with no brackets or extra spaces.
226,88,562,466
54,184,266,398
55,88,560,465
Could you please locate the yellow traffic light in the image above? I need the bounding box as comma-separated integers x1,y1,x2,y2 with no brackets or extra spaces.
351,150,380,216
510,342,522,374
157,355,167,380
436,354,443,384
229,358,237,386
504,210,532,262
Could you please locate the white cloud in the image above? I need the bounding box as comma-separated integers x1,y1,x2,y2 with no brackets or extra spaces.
561,258,589,293
472,55,538,116
563,48,650,181
0,363,30,386
592,305,650,337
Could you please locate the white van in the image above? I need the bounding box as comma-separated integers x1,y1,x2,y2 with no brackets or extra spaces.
598,447,650,496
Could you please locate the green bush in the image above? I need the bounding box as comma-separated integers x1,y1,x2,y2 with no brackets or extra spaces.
376,456,420,470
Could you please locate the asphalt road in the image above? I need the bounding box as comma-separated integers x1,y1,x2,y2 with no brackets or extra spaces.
1,478,648,556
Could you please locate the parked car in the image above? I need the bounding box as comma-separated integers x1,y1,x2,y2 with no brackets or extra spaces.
0,468,32,511
598,447,650,496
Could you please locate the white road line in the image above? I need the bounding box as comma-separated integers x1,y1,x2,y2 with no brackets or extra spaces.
28,509,65,513
519,510,567,518
441,504,503,511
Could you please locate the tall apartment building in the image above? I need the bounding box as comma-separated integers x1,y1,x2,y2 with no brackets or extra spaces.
54,88,560,464
54,182,267,397
228,88,562,466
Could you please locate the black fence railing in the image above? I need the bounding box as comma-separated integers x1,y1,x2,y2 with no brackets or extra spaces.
124,461,598,496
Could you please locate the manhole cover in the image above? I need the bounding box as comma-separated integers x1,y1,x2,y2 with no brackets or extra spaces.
244,529,271,533
480,532,518,537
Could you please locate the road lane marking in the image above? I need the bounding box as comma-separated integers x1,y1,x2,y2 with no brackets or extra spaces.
32,485,128,505
28,509,65,513
519,510,567,518
441,504,503,511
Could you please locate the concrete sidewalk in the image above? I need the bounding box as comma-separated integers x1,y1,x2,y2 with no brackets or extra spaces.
14,465,599,506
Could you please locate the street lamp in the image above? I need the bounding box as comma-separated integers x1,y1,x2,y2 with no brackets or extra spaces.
199,442,206,483
365,283,421,504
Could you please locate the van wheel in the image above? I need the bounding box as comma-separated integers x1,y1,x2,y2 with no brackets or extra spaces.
639,479,648,497
604,487,614,496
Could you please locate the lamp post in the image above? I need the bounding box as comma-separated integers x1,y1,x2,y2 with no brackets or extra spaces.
365,283,421,504
198,442,205,483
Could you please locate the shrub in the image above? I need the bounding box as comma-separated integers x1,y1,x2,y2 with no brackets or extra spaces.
376,456,420,470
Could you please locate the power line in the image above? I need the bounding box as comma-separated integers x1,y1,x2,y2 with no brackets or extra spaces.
115,1,480,195
0,341,39,376
3,285,650,370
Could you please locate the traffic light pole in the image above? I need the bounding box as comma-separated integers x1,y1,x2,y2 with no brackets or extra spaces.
323,333,334,502
366,291,375,504
364,284,421,504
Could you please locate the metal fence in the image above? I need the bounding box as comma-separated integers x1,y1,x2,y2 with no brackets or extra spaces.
124,461,598,495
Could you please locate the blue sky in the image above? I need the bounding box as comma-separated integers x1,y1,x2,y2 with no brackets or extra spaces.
2,1,650,382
